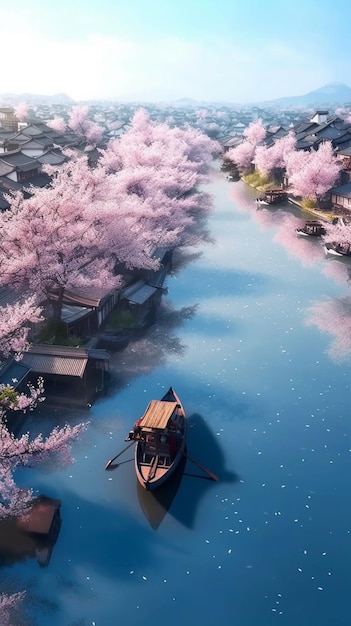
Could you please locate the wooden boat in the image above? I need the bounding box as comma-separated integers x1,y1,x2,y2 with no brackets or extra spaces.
295,220,326,237
324,242,351,258
125,387,186,491
260,189,287,205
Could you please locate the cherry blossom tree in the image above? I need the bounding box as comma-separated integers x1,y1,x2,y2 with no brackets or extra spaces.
0,406,85,519
48,105,104,144
227,140,256,171
254,131,296,175
243,118,266,144
14,102,29,123
68,105,104,144
0,152,154,329
322,220,351,246
0,110,218,337
0,296,42,359
47,115,67,134
305,296,351,362
227,119,266,171
100,109,220,249
286,141,342,200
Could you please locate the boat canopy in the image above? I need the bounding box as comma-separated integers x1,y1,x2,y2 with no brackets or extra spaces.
140,400,177,430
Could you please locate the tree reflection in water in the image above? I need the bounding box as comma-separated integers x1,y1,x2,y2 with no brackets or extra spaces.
107,300,198,392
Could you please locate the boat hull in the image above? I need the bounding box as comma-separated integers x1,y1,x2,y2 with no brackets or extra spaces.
296,221,326,237
324,243,351,258
133,388,186,491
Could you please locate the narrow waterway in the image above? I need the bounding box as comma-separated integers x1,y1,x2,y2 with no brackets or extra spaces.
2,165,351,626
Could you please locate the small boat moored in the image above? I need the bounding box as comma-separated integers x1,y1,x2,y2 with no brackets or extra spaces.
295,220,326,237
324,242,351,258
261,189,288,205
125,387,186,491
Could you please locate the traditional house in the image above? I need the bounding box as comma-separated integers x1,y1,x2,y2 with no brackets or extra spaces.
329,181,351,213
0,149,42,184
21,344,110,407
0,107,18,132
48,286,120,339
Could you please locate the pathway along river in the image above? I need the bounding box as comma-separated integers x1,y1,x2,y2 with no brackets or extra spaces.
2,164,351,626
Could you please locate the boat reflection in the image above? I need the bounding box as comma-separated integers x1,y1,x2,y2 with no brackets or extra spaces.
138,413,238,530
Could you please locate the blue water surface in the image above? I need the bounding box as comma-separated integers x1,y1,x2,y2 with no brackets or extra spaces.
2,166,351,626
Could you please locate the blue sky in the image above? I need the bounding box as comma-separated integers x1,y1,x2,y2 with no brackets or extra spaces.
1,0,350,103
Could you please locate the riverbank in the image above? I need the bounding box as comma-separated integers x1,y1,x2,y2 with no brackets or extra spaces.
242,176,343,222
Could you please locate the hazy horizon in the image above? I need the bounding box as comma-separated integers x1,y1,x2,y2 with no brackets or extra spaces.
1,0,350,103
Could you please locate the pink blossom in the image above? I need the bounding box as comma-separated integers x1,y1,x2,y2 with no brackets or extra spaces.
305,296,351,362
0,592,26,626
286,141,342,199
255,132,296,174
47,116,67,133
227,141,255,170
0,388,86,519
243,118,266,144
0,296,42,359
14,102,29,122
68,105,104,144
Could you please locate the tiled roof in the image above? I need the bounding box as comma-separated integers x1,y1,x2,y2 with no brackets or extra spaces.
17,161,40,172
50,286,114,308
330,182,351,197
0,161,14,176
121,279,158,305
22,353,88,377
0,150,37,166
36,150,66,165
21,344,110,378
0,176,22,191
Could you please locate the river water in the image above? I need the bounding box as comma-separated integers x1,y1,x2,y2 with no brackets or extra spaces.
2,165,351,626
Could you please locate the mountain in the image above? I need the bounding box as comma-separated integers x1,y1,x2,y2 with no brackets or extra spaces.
0,92,75,106
259,83,351,108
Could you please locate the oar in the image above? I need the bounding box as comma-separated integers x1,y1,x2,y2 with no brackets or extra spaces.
183,451,219,482
105,441,135,470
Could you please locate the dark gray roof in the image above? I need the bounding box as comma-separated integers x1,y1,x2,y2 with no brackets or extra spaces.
36,150,66,165
17,161,40,172
20,136,53,149
337,146,351,156
61,304,93,324
0,130,16,140
0,161,14,176
121,279,158,305
0,176,22,191
0,150,37,167
330,182,351,197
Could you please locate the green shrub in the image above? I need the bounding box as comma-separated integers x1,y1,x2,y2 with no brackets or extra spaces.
301,198,317,209
243,170,274,190
0,385,19,407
